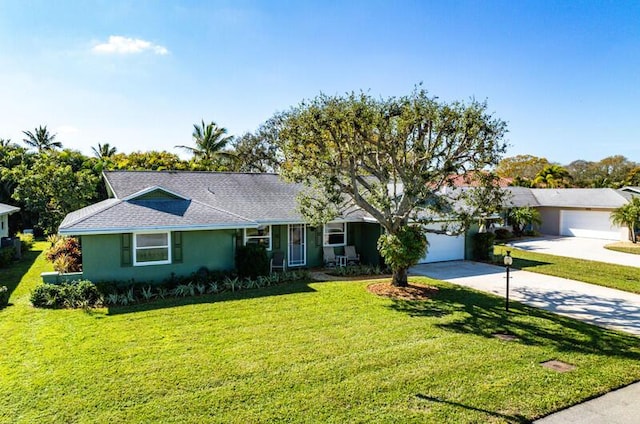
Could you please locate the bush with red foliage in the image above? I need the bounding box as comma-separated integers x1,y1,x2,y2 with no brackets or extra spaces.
46,237,82,273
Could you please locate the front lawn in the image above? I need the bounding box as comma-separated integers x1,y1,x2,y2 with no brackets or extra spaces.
1,246,640,423
605,241,640,255
494,245,640,295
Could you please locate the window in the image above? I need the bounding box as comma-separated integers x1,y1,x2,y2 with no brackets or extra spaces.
323,222,346,246
244,226,271,250
134,232,171,266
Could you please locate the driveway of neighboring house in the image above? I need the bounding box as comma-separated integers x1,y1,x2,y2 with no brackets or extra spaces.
410,261,640,336
507,236,639,268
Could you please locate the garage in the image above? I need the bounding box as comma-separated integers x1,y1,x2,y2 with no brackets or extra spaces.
559,210,623,240
418,231,465,263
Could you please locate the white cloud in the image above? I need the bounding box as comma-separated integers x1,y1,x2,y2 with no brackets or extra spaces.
92,35,169,55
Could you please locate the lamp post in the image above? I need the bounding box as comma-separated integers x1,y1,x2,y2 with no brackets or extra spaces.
503,250,513,312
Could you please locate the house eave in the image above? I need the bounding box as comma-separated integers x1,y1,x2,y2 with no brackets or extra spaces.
59,222,259,236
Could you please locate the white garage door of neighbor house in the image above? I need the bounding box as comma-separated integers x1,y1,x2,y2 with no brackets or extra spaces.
560,210,622,240
419,232,465,263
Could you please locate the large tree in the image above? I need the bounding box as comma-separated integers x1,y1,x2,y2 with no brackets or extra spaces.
230,116,284,173
92,143,117,159
497,154,550,181
22,125,62,152
277,88,507,286
176,120,235,169
8,151,99,234
532,165,573,188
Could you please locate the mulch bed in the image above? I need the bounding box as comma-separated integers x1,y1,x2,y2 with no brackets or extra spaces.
367,282,439,301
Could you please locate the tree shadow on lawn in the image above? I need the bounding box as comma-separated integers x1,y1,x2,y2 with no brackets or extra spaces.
106,280,318,316
0,246,42,307
414,394,529,424
389,284,640,361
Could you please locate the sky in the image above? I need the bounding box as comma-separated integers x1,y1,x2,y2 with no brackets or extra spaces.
1,0,639,164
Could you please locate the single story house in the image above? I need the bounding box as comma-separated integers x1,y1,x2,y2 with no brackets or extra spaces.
0,202,20,239
504,187,637,241
57,171,474,283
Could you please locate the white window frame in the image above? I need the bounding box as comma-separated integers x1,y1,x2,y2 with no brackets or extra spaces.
323,222,347,247
133,231,172,266
244,225,272,251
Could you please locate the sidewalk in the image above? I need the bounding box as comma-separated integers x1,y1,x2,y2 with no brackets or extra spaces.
410,261,640,423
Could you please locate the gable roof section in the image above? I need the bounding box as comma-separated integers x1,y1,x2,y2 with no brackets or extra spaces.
0,203,20,215
59,197,254,235
123,185,190,201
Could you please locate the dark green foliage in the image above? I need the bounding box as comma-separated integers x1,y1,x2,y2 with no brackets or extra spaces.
0,247,15,268
30,280,103,309
493,228,512,240
472,232,496,261
0,285,8,307
235,244,269,279
377,226,428,286
19,233,34,252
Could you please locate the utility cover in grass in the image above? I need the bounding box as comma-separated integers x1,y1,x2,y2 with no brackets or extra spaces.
493,333,518,341
541,360,576,372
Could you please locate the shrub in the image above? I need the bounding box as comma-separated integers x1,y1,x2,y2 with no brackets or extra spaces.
46,237,82,272
18,233,34,252
0,286,9,307
494,228,512,241
235,244,269,279
0,247,15,268
30,280,102,309
472,232,496,261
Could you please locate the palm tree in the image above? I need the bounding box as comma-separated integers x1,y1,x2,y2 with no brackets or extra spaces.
532,165,572,188
175,120,234,161
610,197,640,243
92,143,117,159
508,206,543,236
22,125,62,152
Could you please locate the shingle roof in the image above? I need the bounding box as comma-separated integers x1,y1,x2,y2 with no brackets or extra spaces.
530,188,628,208
61,171,354,235
503,187,540,207
0,203,20,215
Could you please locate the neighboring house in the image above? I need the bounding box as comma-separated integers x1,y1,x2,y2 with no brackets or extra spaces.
0,203,20,239
57,171,477,283
504,187,636,241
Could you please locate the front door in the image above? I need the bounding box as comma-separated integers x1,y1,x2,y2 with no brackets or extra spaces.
288,224,306,267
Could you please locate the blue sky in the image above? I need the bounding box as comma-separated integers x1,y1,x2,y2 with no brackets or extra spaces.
1,0,639,164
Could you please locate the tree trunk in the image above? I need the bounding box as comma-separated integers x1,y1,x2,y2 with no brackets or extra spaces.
391,267,408,287
629,226,635,243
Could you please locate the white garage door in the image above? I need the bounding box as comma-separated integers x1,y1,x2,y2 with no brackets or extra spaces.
419,232,465,263
560,210,623,240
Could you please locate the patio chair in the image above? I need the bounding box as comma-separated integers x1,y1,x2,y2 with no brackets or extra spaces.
323,247,337,268
270,251,286,273
345,245,360,265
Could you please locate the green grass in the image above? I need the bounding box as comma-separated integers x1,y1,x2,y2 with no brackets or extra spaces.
605,242,640,255
2,244,640,423
495,245,640,295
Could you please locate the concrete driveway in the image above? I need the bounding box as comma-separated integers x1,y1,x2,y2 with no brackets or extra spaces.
410,261,640,336
410,260,640,423
507,236,639,268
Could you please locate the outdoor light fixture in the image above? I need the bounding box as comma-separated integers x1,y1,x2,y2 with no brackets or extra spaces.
503,250,513,312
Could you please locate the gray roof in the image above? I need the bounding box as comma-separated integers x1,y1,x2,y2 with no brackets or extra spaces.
503,187,540,208
530,188,629,208
60,171,366,235
0,203,20,215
